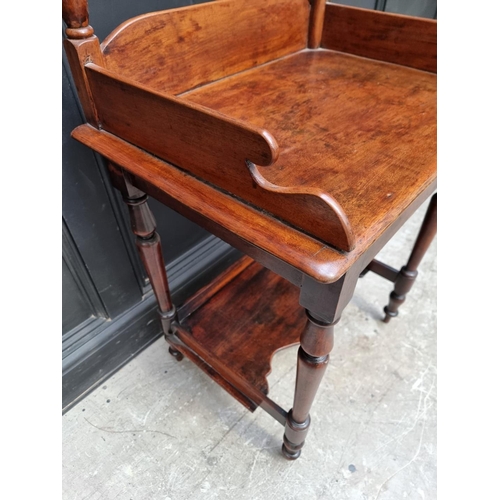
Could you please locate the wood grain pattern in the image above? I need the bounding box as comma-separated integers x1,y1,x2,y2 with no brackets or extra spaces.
62,0,94,38
85,63,354,251
181,261,305,397
63,38,104,126
63,0,439,461
308,0,326,48
71,124,436,286
322,3,437,73
101,0,310,95
184,50,436,253
163,335,259,411
85,63,277,167
71,124,343,283
177,256,255,323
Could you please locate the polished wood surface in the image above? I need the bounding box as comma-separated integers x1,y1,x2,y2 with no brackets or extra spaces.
63,0,438,460
283,312,334,459
177,256,255,323
112,168,176,326
322,3,437,73
71,124,435,287
63,38,103,126
84,62,354,251
308,0,326,49
67,0,437,257
85,63,278,170
384,193,437,322
181,260,304,396
184,50,436,252
101,0,309,95
77,48,438,255
62,0,94,38
70,125,342,282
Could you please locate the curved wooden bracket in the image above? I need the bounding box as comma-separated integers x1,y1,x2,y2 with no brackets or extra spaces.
82,63,354,251
247,162,354,252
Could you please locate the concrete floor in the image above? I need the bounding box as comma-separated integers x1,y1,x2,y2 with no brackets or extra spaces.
62,203,437,500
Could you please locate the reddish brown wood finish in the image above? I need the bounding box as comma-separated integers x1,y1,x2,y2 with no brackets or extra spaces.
112,168,176,331
172,323,289,424
308,0,326,48
62,0,103,125
84,63,353,252
163,335,257,411
283,313,334,459
321,3,437,73
63,0,438,460
101,0,310,95
71,124,436,289
85,63,278,168
184,50,436,252
62,0,94,38
63,38,104,127
384,193,437,322
177,256,254,323
181,261,305,398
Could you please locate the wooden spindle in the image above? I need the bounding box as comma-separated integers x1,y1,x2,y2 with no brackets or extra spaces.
282,311,335,459
62,0,94,39
308,0,326,49
383,194,437,322
62,0,104,126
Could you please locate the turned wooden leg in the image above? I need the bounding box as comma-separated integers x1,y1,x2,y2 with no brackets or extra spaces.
116,168,183,360
282,311,335,460
384,193,437,323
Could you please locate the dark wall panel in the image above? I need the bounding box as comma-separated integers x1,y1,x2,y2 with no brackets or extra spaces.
63,63,142,316
384,0,436,18
333,0,436,18
62,0,239,411
333,0,377,9
149,197,212,263
62,257,93,333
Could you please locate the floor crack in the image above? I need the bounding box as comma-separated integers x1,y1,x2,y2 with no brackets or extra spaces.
83,417,177,439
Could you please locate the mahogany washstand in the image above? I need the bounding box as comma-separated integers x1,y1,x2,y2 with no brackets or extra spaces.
62,0,437,459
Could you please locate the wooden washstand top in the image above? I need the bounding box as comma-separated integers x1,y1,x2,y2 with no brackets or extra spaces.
67,0,437,283
182,50,437,253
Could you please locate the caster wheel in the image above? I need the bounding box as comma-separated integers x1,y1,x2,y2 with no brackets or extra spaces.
168,346,184,361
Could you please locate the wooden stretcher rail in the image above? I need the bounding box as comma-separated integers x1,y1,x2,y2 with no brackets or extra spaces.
322,3,437,73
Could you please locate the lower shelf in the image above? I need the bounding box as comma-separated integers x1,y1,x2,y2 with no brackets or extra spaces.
171,257,305,412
